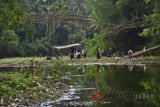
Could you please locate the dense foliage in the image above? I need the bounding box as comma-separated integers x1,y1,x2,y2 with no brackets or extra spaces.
86,0,160,55
0,0,160,57
0,0,90,57
141,0,160,45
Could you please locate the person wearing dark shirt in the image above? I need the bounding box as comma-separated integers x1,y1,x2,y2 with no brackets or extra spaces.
70,47,75,60
96,46,101,59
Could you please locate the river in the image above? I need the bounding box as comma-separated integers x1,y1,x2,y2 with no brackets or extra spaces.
40,64,160,107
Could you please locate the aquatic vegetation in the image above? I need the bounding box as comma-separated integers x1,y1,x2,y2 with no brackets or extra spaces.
0,61,67,105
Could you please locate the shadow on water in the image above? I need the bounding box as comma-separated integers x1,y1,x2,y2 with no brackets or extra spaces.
40,64,160,107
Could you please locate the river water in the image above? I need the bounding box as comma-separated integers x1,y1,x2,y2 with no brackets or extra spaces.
40,64,160,107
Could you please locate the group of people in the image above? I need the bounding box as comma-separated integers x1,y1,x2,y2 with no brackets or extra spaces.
70,48,87,60
47,45,149,61
69,46,147,60
96,46,113,59
96,46,135,59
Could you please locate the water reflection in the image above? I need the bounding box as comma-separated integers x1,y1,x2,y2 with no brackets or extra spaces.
144,65,146,72
1,63,159,107
45,64,160,107
128,65,133,71
96,65,102,73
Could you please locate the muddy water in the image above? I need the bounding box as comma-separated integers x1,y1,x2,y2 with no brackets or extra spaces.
40,64,160,107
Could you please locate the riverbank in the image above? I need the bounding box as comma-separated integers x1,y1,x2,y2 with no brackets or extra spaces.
0,59,68,106
0,56,160,67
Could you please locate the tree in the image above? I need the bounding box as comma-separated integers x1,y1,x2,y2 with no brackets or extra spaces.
140,0,160,45
86,0,152,52
0,30,19,46
0,0,25,30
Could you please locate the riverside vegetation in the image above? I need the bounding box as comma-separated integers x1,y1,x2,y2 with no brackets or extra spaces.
0,60,68,106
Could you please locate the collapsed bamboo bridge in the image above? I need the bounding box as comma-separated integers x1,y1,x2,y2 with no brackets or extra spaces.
28,13,95,27
28,13,159,56
29,13,146,34
104,17,145,35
